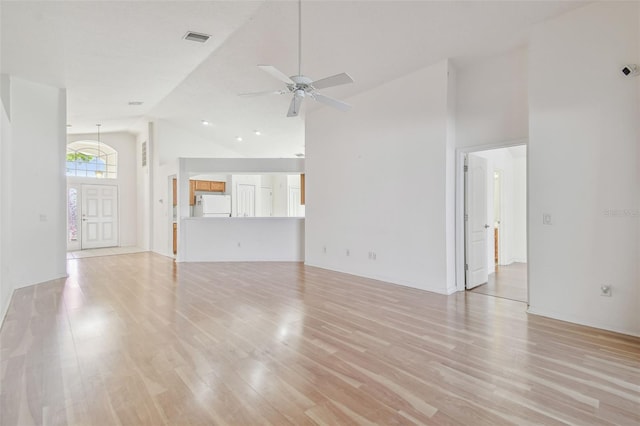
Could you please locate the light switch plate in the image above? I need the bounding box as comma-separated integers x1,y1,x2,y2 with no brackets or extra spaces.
543,213,552,225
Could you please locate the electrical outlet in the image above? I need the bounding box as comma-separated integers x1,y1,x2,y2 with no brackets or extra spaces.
237,242,241,248
543,213,552,225
322,246,327,254
372,252,377,260
368,251,372,260
600,285,612,297
346,249,350,257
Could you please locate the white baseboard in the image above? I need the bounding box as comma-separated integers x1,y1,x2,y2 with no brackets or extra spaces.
527,306,640,338
303,261,450,295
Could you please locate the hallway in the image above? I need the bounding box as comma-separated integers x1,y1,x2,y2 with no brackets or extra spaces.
469,262,527,302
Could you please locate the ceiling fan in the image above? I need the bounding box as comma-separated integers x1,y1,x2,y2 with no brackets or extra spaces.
239,0,354,117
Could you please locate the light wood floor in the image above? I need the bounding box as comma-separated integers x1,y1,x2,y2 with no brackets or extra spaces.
470,262,528,302
66,246,147,260
1,253,638,425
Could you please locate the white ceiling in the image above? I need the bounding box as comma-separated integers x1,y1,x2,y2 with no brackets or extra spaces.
1,1,586,158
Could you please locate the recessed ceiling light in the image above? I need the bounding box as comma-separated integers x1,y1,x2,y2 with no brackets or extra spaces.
184,31,211,43
201,120,211,126
236,136,243,142
254,130,261,136
128,101,144,106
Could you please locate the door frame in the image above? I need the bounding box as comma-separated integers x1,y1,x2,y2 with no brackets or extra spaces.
455,139,529,304
493,168,505,267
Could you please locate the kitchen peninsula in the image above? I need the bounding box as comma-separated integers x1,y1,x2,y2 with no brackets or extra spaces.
174,158,305,262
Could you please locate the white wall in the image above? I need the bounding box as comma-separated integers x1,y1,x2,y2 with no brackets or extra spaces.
305,60,454,294
5,77,67,293
135,123,151,250
156,119,243,164
528,1,640,336
512,155,527,262
152,161,178,257
456,47,528,148
0,75,12,323
181,217,304,262
67,131,138,247
637,2,640,327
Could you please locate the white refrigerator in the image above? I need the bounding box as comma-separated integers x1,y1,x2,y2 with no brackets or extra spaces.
194,194,232,217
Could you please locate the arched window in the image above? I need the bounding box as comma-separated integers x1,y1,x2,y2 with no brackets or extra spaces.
66,140,117,179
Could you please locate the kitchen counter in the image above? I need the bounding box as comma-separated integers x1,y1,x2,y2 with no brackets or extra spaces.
178,216,304,262
184,216,304,220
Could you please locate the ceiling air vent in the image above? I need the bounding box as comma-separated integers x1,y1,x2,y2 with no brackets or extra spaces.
184,31,210,43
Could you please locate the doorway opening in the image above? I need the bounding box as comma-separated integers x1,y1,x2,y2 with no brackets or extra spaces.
462,144,527,302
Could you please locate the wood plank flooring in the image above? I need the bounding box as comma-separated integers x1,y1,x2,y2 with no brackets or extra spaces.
1,253,638,425
470,262,528,302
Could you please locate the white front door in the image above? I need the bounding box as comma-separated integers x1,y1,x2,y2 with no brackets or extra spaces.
81,184,118,249
466,154,489,289
237,184,255,217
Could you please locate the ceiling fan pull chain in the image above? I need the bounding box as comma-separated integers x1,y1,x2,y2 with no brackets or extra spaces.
298,0,302,76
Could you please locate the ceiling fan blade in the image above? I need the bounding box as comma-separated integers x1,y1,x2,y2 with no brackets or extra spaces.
313,93,351,111
311,72,354,90
238,90,285,97
258,65,294,84
287,94,304,117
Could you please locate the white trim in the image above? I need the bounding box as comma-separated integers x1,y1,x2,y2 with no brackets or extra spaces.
304,261,454,295
527,306,640,338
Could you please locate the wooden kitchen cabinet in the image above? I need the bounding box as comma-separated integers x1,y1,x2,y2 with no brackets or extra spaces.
189,180,196,206
189,180,226,206
173,223,177,255
209,181,225,192
172,178,177,206
194,180,210,191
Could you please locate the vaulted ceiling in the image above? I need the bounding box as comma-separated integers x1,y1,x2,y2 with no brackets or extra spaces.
1,1,586,157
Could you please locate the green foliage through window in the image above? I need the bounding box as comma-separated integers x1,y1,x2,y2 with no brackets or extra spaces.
66,152,94,162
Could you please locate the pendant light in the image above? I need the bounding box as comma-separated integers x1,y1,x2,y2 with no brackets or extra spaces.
95,124,104,178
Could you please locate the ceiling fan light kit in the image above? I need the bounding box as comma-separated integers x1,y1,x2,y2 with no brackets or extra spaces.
239,0,354,117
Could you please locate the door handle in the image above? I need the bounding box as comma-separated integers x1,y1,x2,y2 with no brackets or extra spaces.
484,224,490,229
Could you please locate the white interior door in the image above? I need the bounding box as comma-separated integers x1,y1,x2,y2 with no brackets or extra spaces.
237,184,255,217
466,154,489,289
81,184,118,249
260,187,273,217
287,186,300,217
